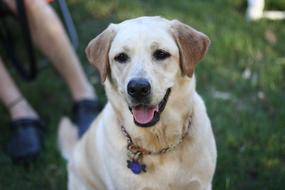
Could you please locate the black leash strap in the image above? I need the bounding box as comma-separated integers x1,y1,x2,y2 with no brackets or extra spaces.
15,0,37,80
57,0,79,49
0,0,37,81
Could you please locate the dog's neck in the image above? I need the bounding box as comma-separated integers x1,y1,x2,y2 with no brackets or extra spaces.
105,76,195,152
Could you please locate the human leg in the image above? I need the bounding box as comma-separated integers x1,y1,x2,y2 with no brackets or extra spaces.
0,58,38,120
3,0,95,101
3,0,101,137
0,58,42,162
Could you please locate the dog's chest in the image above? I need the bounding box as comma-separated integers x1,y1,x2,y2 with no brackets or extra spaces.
107,154,200,190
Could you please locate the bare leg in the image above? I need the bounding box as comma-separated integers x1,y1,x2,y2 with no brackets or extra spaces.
3,0,101,137
4,0,96,101
0,58,42,162
0,58,38,120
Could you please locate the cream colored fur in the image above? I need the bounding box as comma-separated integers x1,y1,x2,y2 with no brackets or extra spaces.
59,16,217,190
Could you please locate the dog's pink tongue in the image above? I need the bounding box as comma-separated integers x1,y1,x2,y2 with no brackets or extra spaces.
132,105,158,124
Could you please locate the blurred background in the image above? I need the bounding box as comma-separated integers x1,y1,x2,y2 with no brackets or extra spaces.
0,0,284,189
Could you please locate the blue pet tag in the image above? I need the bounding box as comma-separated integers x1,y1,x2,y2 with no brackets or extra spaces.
127,160,146,174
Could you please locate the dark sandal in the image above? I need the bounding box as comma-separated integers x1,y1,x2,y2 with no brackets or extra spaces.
72,99,102,137
6,119,43,164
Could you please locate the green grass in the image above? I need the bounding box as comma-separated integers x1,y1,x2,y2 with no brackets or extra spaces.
0,0,285,189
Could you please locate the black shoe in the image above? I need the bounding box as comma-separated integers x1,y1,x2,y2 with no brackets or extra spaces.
72,99,102,138
6,119,43,164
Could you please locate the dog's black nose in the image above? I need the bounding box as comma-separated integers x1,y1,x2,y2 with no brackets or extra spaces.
127,78,151,99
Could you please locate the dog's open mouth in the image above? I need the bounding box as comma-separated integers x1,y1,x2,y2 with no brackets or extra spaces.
129,88,171,127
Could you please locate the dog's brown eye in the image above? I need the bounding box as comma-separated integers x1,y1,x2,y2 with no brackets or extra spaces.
114,53,129,63
153,49,171,60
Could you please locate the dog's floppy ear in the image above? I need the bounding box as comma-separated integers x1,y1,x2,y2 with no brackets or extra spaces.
170,20,210,77
85,24,117,82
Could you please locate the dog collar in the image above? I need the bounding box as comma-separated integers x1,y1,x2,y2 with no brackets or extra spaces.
121,114,192,175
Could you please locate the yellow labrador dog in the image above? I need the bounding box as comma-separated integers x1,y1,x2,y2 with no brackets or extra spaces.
59,16,217,190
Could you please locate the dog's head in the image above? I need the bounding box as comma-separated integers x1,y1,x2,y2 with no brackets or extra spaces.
86,16,210,128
